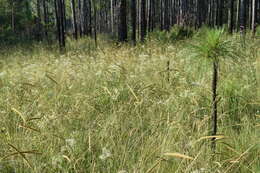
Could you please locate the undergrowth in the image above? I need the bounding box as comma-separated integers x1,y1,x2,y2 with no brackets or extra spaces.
0,31,259,173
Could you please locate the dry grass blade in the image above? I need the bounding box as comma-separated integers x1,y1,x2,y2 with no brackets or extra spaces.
221,142,240,155
45,73,59,85
19,124,41,133
1,150,42,160
198,135,227,141
11,108,26,123
163,153,194,160
7,143,33,168
145,158,164,173
127,84,139,102
62,155,72,162
102,87,112,96
224,145,255,173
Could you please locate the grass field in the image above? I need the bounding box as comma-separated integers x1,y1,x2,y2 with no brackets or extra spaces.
0,32,259,173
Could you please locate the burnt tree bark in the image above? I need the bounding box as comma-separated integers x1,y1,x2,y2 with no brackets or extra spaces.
131,0,136,44
71,0,78,39
118,0,127,42
229,0,235,33
140,0,146,42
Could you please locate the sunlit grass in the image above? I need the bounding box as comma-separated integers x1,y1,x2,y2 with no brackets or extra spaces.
0,33,259,173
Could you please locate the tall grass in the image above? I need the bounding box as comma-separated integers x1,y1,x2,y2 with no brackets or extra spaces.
0,32,259,173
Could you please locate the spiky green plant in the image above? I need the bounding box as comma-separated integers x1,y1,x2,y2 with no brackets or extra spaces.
192,29,237,151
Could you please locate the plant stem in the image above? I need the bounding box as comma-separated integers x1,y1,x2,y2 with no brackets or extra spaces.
211,60,218,151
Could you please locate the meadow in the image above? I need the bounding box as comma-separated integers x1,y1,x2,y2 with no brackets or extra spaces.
0,30,259,173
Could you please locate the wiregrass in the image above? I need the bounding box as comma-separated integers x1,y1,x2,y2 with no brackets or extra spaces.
0,34,259,173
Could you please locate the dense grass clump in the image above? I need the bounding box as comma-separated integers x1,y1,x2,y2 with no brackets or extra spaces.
0,32,259,173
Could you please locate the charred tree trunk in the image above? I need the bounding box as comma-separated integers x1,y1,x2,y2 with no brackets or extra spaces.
55,0,61,47
78,0,83,37
55,0,66,49
93,0,97,46
37,0,42,40
211,60,218,151
229,0,235,33
140,0,146,42
11,0,15,32
82,0,88,35
118,0,127,42
88,0,92,36
164,0,170,31
43,0,48,38
71,0,78,39
131,0,136,44
111,0,114,34
252,0,256,37
240,0,246,44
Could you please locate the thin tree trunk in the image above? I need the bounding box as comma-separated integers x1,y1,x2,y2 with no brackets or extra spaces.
88,0,92,36
236,0,241,32
71,0,78,39
93,0,97,46
131,0,137,44
240,0,246,45
82,0,88,35
37,0,42,40
78,0,83,37
140,0,146,42
118,0,127,42
229,0,234,33
43,0,48,38
11,0,15,32
55,0,61,47
56,0,65,49
164,0,170,31
62,0,66,30
252,0,256,37
111,0,114,34
211,60,218,151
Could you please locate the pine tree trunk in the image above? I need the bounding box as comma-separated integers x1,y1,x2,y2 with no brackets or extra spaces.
56,0,66,49
229,0,234,34
252,0,256,37
82,0,88,35
11,0,15,32
62,0,66,30
43,0,48,38
37,0,42,40
88,0,92,36
236,0,240,32
240,0,246,44
164,0,170,31
111,0,114,34
118,0,127,42
93,0,97,46
218,0,223,27
71,0,78,39
78,0,83,37
131,0,136,44
55,0,61,47
61,0,66,47
140,0,146,42
211,60,218,151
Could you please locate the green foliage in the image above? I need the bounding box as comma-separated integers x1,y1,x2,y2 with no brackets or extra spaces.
169,26,194,41
148,26,194,44
256,25,260,37
0,34,259,172
192,28,237,61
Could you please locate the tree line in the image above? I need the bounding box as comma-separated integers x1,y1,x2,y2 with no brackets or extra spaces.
0,0,259,47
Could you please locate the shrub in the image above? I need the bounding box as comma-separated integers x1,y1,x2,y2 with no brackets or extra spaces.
169,26,194,41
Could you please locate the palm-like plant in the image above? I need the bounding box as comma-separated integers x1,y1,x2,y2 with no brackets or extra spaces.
192,29,236,151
